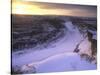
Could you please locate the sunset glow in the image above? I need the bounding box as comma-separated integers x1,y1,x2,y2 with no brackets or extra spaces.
12,1,43,15
12,0,97,17
12,1,70,15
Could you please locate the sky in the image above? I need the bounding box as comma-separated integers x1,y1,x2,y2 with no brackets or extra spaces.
12,0,97,17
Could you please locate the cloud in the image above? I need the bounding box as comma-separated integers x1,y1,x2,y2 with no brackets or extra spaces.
29,2,97,17
12,0,97,17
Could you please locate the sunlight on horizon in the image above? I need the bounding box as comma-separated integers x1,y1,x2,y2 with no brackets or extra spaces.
12,0,96,17
12,0,72,16
12,1,44,15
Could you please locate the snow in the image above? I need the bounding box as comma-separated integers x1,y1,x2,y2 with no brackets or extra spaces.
12,21,96,73
64,22,75,31
20,53,96,73
78,37,92,56
34,53,96,73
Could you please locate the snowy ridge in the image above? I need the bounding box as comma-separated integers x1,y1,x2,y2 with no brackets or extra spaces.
16,53,96,73
31,53,96,73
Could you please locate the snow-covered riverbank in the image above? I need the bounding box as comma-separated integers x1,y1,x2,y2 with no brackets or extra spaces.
12,21,97,73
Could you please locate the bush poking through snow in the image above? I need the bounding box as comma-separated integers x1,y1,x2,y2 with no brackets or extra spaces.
11,65,36,74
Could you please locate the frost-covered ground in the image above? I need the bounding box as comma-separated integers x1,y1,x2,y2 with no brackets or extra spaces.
11,16,97,74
